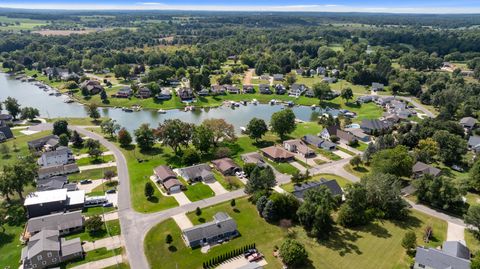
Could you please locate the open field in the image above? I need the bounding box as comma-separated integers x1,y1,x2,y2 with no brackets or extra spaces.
0,16,47,31
145,198,447,269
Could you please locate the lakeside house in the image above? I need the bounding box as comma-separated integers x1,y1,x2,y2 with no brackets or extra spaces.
344,128,370,142
259,84,272,94
28,135,60,151
273,74,284,81
460,117,477,131
21,230,83,269
274,84,287,95
136,87,152,99
115,87,133,98
322,77,337,84
241,152,266,167
320,126,357,144
24,189,85,218
181,212,238,248
211,158,241,176
243,85,255,93
289,84,307,97
371,82,385,91
0,125,14,142
177,88,194,101
283,139,315,158
412,161,442,179
226,85,240,94
261,146,295,162
360,119,392,134
156,88,173,100
211,85,227,95
292,179,343,200
153,165,184,193
26,211,84,237
468,135,480,154
177,164,215,183
302,135,337,150
80,80,103,95
37,146,75,167
414,241,470,269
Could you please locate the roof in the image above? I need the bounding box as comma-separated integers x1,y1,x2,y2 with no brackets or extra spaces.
28,135,59,149
163,178,183,189
178,164,215,181
38,163,79,177
324,126,356,142
412,162,442,177
26,230,60,258
60,237,83,257
283,139,314,155
415,242,471,269
361,119,391,131
27,211,83,234
0,126,14,140
460,117,477,127
0,114,13,121
39,147,72,162
211,158,240,173
303,134,324,145
261,146,295,160
24,189,68,206
468,136,480,148
66,190,85,206
292,179,343,199
241,152,264,164
182,212,237,243
154,165,177,182
345,128,370,139
443,241,471,260
36,176,68,191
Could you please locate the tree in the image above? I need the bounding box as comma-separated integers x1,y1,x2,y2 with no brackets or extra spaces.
1,157,37,201
415,175,464,212
341,87,353,103
297,186,335,238
270,109,296,140
100,119,120,138
262,200,277,222
256,196,269,214
182,148,200,165
246,118,268,142
402,231,417,255
245,166,276,194
472,253,480,269
470,160,480,191
104,170,116,180
20,107,39,121
117,128,132,148
370,146,414,177
196,207,202,216
71,130,83,148
312,82,331,104
53,120,69,136
113,64,130,80
465,205,480,237
414,138,439,164
155,119,193,154
86,103,101,122
349,155,362,168
279,239,309,267
144,182,154,199
3,97,20,120
0,170,14,201
87,140,102,160
59,133,69,146
166,234,173,244
433,130,468,164
285,73,296,86
85,215,104,233
192,124,214,154
203,119,236,146
135,124,155,151
230,199,236,207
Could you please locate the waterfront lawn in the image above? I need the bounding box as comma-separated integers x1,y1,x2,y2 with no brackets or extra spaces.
183,182,215,202
344,163,370,179
65,247,123,268
0,130,51,166
291,121,323,137
65,219,121,242
76,155,115,166
281,173,352,192
81,206,116,217
145,198,447,269
46,117,104,126
68,167,117,182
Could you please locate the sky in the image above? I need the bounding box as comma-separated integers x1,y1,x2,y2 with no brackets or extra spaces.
1,0,480,13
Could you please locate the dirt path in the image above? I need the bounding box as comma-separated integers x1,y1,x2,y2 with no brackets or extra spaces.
243,69,254,85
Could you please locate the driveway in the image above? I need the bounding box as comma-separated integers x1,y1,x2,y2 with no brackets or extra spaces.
170,192,191,206
101,211,119,221
76,179,104,193
206,181,228,195
79,162,116,171
70,255,123,269
447,222,465,241
332,150,352,159
82,235,123,251
75,151,113,159
172,213,194,230
289,161,307,173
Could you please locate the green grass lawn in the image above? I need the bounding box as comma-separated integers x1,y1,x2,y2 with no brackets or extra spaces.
46,117,103,126
182,182,215,202
0,130,51,166
103,263,130,269
466,230,480,254
291,121,322,137
68,167,117,182
212,170,244,191
0,222,25,269
281,173,352,192
76,155,115,166
344,163,370,179
65,247,123,268
351,141,369,152
0,16,47,31
265,159,299,175
82,206,116,217
316,148,342,161
65,219,121,242
336,146,355,156
145,198,447,269
89,180,119,196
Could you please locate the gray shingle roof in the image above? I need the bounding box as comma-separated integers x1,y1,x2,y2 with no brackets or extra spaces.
0,126,13,140
182,212,237,244
27,211,84,234
178,164,215,182
413,162,442,177
468,136,480,148
36,176,68,191
292,179,343,199
361,119,391,131
27,230,61,258
28,135,59,149
60,237,83,257
443,241,471,260
415,242,471,269
460,117,477,128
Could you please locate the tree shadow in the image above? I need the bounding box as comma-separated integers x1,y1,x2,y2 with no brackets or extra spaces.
147,196,159,203
352,166,369,173
198,217,206,223
317,227,363,256
168,245,177,252
351,221,391,239
0,232,14,248
320,101,341,109
2,154,11,159
233,208,241,213
391,214,422,230
89,229,108,239
252,140,274,148
140,147,163,156
121,144,136,151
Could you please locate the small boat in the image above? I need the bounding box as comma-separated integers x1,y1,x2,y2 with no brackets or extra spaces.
131,105,142,111
311,104,316,110
157,109,166,114
242,100,248,105
240,127,247,133
64,98,74,103
184,106,194,112
122,107,134,112
252,99,258,105
55,92,61,97
234,102,240,107
48,92,55,96
269,99,276,105
286,101,294,107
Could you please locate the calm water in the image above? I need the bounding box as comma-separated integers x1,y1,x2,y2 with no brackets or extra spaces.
0,73,323,134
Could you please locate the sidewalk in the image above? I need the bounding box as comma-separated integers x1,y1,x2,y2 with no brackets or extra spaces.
83,235,123,251
75,151,113,159
70,255,123,269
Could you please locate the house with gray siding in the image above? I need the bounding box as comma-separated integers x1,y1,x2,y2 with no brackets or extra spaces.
177,164,215,183
182,212,238,248
26,211,84,237
38,146,75,167
292,179,343,200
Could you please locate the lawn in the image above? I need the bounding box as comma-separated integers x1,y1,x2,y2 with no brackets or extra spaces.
466,230,480,254
82,206,116,217
182,182,215,202
145,198,447,269
89,180,119,196
291,121,323,138
65,247,123,268
0,130,51,166
316,148,342,161
336,146,355,156
65,219,121,242
68,167,117,182
213,170,244,191
344,163,370,179
281,173,352,192
265,159,299,175
351,141,369,152
46,117,103,126
0,16,47,31
103,263,130,269
0,222,25,269
76,155,115,166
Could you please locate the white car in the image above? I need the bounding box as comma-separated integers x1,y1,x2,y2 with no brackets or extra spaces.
235,171,246,178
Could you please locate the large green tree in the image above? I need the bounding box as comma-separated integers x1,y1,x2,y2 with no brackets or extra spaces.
279,239,309,267
297,186,336,238
246,118,268,142
270,109,296,140
135,124,156,151
3,97,21,120
371,145,414,177
155,119,193,154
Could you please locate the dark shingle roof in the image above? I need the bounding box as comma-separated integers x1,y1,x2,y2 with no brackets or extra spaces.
0,126,14,140
178,164,215,182
182,212,237,244
412,162,442,177
361,119,391,131
292,179,343,199
415,242,471,269
28,135,59,149
154,165,177,182
27,211,83,234
36,176,68,191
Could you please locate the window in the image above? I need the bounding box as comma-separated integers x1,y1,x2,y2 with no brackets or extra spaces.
47,252,52,257
37,255,43,261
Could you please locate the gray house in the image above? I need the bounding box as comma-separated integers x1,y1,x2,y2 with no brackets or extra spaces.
412,162,442,179
468,135,480,153
38,163,79,180
24,189,85,218
414,241,471,269
177,164,215,183
460,117,477,130
38,146,75,167
26,211,84,237
182,212,238,248
292,179,343,200
302,135,336,150
361,119,392,134
259,84,272,94
36,176,77,192
0,125,14,142
28,135,60,151
241,152,266,167
21,230,83,269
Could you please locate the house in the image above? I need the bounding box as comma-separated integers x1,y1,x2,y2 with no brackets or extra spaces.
156,87,172,100
295,69,304,75
243,85,255,93
320,126,357,144
182,212,238,248
305,89,315,98
136,87,152,99
283,139,315,157
302,135,336,150
80,80,103,95
274,84,287,95
38,146,75,167
292,179,343,200
197,88,210,96
212,158,241,176
322,77,337,84
468,136,480,153
316,67,326,75
331,69,340,76
177,164,215,183
0,113,13,123
375,96,395,106
0,125,14,142
177,88,194,101
38,163,79,180
241,152,266,167
273,74,284,81
356,95,377,104
460,117,477,130
289,84,307,97
115,87,133,98
261,146,295,162
259,84,272,94
26,211,84,237
36,176,77,192
24,189,85,218
412,161,442,179
414,241,470,269
153,165,184,193
361,119,392,134
211,85,227,95
226,85,240,94
345,128,371,142
371,82,384,91
28,135,60,151
21,230,83,269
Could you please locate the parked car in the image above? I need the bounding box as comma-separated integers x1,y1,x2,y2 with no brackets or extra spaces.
235,171,246,178
80,179,92,184
106,189,116,194
247,253,263,262
244,249,257,258
452,165,464,172
103,202,113,207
